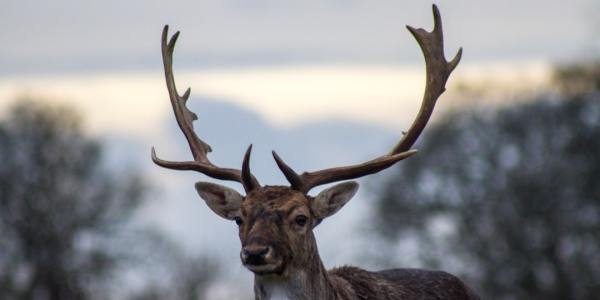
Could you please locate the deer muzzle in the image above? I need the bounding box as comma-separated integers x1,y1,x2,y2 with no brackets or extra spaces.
241,240,285,275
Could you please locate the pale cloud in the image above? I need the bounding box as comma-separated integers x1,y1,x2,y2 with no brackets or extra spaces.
0,73,167,138
0,61,551,139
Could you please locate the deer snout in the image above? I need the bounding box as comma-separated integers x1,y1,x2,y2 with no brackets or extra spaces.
241,244,271,265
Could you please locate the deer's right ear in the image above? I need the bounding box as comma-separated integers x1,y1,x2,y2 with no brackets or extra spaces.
195,182,243,220
311,181,359,221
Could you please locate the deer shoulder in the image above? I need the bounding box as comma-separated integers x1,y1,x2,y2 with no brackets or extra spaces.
329,266,480,300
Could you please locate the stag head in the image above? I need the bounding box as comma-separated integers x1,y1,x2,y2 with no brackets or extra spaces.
197,182,358,275
152,4,461,276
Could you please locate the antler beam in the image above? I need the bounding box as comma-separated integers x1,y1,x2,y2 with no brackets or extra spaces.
392,4,462,153
273,4,462,193
151,25,260,192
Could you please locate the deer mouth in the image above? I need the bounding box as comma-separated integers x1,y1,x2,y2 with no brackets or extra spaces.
241,252,284,275
244,261,284,275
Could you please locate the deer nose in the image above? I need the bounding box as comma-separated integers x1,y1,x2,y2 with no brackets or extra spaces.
242,245,271,264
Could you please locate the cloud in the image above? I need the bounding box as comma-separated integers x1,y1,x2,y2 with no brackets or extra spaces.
1,0,591,75
0,62,551,139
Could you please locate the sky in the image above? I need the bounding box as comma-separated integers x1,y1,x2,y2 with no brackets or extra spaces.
1,0,596,75
0,0,596,298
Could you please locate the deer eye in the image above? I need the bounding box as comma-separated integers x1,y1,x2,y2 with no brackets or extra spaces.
295,215,308,227
234,216,243,226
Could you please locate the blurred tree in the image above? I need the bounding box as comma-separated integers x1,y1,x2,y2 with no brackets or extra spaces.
127,231,219,300
0,100,145,299
554,61,600,95
0,100,217,300
372,90,600,299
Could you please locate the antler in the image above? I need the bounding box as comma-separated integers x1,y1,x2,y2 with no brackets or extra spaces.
151,25,260,193
273,4,462,193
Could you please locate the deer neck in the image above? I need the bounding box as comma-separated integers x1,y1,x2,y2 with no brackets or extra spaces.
253,240,337,300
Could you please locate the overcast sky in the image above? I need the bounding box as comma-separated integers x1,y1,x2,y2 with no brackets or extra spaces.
2,0,596,75
1,2,597,297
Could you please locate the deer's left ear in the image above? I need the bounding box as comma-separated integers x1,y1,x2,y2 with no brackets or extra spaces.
311,181,359,221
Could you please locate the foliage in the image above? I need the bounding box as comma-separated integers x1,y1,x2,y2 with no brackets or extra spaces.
0,100,142,299
554,61,600,95
126,231,220,300
372,90,600,299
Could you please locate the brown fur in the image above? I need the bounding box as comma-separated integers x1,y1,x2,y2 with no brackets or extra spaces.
233,186,480,300
330,267,480,300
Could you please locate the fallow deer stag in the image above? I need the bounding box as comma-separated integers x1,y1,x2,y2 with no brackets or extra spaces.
152,5,479,300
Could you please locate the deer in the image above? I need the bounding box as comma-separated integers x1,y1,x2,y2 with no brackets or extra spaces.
151,4,479,300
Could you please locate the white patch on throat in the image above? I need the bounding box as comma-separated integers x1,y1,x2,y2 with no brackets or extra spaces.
261,280,292,300
257,271,310,300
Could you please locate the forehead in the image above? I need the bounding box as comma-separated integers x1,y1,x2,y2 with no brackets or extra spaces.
241,186,308,214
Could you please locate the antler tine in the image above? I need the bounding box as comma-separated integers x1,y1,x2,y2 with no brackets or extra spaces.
272,151,304,191
151,25,260,192
273,4,460,193
242,145,261,192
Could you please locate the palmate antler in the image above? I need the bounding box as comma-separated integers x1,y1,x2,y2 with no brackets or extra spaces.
151,26,260,193
272,4,462,193
152,4,461,195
